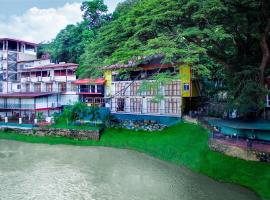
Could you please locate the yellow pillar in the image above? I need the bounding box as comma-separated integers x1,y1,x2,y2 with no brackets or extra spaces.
180,65,191,97
104,70,112,96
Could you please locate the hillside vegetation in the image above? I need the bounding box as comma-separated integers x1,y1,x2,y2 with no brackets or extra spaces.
39,0,270,118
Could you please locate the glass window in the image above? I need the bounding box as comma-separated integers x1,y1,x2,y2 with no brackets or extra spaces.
97,85,103,93
183,83,190,91
91,85,96,93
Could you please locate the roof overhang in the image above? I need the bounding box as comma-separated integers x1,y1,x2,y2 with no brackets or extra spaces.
0,38,37,46
73,78,106,85
0,92,58,98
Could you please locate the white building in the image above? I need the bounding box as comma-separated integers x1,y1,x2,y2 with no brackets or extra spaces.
0,38,79,124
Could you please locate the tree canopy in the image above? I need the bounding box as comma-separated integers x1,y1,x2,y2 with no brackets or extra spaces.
38,0,270,118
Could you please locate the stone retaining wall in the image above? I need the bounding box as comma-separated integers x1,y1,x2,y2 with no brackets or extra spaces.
209,139,270,163
0,127,101,141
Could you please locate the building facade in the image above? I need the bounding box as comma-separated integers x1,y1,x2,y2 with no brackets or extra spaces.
0,38,81,124
103,58,200,123
0,38,37,93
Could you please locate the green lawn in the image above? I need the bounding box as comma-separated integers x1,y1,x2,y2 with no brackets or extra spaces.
0,122,269,199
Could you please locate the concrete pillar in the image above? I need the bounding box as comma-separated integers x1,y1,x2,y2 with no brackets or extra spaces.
4,117,8,123
19,118,22,124
34,118,38,124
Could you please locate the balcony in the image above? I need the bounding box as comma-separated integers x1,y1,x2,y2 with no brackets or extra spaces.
0,104,35,110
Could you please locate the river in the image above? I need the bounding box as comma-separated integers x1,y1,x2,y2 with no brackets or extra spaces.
0,140,259,200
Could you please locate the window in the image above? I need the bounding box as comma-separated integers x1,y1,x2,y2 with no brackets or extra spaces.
97,85,103,94
116,98,125,112
54,70,66,76
165,81,180,96
130,82,140,96
25,84,30,92
130,98,142,113
67,69,74,76
165,98,181,115
46,83,53,92
42,71,48,77
91,85,96,93
59,83,66,92
34,83,41,92
147,99,159,113
183,83,190,91
115,83,126,96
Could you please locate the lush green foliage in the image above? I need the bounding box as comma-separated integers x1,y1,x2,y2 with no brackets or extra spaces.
54,102,103,126
81,0,111,29
0,123,269,199
38,0,270,117
38,21,93,63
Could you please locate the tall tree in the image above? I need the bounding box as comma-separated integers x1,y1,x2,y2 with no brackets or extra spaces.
81,0,111,29
79,0,269,118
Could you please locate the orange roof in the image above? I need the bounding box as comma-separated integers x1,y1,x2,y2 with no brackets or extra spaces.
73,78,106,85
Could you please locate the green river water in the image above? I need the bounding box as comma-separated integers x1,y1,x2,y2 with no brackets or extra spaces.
0,140,259,200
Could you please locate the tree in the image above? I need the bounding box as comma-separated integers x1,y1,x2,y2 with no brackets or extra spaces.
38,21,93,63
81,0,111,29
78,0,269,118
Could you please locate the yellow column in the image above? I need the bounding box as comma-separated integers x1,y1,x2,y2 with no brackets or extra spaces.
104,70,112,96
180,65,191,97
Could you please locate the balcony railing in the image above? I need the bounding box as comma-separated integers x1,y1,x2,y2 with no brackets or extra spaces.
0,103,62,110
0,104,35,109
21,87,78,93
21,76,76,83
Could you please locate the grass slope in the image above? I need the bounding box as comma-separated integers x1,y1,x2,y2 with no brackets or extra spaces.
0,122,269,199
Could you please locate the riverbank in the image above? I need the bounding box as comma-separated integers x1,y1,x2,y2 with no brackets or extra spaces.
0,122,269,199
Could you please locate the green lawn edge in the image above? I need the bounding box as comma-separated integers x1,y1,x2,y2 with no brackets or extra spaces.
0,122,269,199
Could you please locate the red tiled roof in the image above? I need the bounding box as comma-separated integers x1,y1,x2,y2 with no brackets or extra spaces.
0,38,37,46
20,63,78,71
0,92,57,98
73,78,106,85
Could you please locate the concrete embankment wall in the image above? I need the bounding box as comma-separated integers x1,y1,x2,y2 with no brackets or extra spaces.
209,139,270,163
0,127,101,141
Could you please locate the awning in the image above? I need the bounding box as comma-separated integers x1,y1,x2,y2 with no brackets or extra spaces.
73,78,106,85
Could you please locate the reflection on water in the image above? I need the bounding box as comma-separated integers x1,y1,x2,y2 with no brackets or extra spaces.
0,140,259,200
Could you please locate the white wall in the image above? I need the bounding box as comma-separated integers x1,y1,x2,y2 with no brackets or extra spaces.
60,94,79,106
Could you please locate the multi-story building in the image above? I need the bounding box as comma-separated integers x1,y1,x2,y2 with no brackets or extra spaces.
0,38,82,125
0,38,37,93
103,56,200,123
